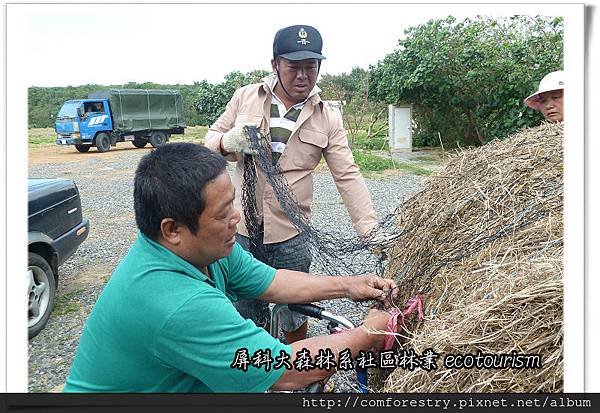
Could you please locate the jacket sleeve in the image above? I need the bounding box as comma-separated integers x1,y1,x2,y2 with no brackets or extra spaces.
322,117,379,237
204,89,243,162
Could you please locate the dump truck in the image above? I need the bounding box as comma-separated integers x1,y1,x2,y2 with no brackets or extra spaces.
54,89,186,153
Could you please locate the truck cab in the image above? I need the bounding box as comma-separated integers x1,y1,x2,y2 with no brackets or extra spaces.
55,89,186,153
55,99,113,153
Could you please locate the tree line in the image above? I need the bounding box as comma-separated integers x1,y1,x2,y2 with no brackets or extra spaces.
29,16,562,147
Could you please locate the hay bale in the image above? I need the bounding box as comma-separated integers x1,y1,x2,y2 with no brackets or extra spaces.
383,123,563,392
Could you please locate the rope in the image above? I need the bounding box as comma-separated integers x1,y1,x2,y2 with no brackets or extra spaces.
174,92,179,126
146,89,152,129
382,292,424,351
117,90,125,129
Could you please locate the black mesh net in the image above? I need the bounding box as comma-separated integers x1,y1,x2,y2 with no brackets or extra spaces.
240,125,405,281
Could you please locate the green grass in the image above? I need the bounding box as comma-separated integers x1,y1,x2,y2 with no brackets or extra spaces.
352,149,433,176
352,149,396,171
51,289,83,316
29,128,57,146
350,130,389,151
29,125,209,149
393,162,434,176
169,125,208,144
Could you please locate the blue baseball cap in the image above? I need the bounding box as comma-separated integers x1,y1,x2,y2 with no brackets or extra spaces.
273,25,326,61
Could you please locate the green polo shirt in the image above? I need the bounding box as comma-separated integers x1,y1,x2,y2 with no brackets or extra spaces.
63,232,291,392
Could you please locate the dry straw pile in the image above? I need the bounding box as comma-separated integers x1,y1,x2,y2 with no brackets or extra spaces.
382,123,563,392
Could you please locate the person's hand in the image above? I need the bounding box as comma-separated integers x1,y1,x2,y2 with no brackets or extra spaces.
345,275,398,305
361,307,392,350
220,124,260,155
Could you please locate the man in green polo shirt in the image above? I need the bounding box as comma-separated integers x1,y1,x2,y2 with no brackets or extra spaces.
64,143,397,393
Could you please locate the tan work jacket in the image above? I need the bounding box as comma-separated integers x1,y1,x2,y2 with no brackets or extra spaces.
205,77,378,244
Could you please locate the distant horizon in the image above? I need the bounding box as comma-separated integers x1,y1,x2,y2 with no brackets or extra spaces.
26,71,345,89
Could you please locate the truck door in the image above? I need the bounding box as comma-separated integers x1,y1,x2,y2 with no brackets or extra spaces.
81,101,113,139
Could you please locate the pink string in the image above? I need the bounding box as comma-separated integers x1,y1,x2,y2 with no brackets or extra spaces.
383,291,424,350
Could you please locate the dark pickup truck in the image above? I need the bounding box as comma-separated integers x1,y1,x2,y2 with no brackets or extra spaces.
28,179,90,338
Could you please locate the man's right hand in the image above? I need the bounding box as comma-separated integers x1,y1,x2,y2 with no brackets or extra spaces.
221,125,258,155
361,307,394,350
272,307,396,391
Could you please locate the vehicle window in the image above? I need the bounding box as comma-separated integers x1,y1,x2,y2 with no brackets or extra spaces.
57,102,81,118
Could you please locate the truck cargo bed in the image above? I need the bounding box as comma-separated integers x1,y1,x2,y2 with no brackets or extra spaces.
88,89,185,133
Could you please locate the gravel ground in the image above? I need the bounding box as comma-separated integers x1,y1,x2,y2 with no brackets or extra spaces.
27,147,426,393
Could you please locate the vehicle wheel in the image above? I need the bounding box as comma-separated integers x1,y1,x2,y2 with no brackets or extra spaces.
75,144,91,153
132,139,148,148
149,131,167,148
28,252,56,339
95,133,111,152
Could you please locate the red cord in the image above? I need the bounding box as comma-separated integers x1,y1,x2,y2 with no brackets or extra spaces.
383,291,424,350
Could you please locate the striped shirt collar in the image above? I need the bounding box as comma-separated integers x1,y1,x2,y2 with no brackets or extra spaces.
271,90,304,112
262,73,321,105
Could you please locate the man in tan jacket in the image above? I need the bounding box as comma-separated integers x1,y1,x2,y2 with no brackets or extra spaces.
205,25,379,343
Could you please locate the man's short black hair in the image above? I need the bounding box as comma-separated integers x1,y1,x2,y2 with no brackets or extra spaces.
134,143,227,239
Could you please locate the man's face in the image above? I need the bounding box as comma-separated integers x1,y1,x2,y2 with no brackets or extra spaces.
177,172,241,268
272,57,319,103
538,89,563,123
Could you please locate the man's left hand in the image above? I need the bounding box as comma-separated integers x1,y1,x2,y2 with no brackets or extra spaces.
345,275,398,305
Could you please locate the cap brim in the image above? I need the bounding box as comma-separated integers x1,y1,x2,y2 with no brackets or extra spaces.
278,50,326,61
524,93,541,110
524,87,563,110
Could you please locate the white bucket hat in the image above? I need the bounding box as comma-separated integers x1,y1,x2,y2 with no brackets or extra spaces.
524,70,565,110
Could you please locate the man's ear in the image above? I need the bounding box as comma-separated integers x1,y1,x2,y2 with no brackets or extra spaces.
271,58,277,73
160,218,181,246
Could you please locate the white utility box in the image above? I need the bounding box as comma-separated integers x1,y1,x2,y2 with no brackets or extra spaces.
388,104,413,152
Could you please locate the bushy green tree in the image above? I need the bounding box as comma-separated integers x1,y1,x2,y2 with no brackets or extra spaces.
369,16,563,147
29,85,97,128
192,69,270,126
320,67,366,103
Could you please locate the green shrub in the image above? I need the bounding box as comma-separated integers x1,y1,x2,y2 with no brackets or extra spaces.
370,16,563,147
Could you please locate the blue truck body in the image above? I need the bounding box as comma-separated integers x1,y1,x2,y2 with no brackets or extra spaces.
54,89,186,153
55,99,113,147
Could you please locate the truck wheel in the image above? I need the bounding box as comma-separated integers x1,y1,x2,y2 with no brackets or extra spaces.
149,131,167,148
132,139,148,148
95,133,111,152
28,252,56,339
75,144,91,153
